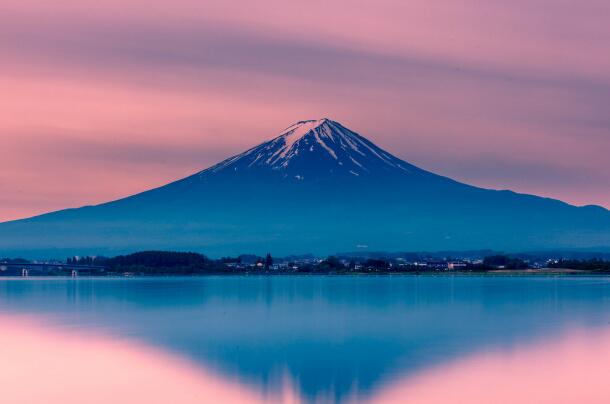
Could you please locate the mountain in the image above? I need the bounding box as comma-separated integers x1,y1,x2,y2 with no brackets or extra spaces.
1,118,609,258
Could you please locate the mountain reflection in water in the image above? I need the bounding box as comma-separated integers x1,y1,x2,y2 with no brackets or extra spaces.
1,276,610,403
2,315,610,404
0,315,297,404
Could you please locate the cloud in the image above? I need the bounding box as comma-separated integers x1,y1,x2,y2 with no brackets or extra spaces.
24,135,233,170
3,16,610,95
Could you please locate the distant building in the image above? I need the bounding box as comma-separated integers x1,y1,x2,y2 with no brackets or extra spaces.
447,262,467,270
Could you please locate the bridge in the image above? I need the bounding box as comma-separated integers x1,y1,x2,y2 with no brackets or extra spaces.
0,262,107,276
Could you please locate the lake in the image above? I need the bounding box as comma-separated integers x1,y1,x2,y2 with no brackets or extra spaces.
1,275,610,403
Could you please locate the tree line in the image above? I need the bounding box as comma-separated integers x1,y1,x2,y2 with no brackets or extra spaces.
548,259,610,272
61,251,610,275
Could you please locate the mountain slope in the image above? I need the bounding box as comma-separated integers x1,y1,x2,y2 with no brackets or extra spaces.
1,119,609,258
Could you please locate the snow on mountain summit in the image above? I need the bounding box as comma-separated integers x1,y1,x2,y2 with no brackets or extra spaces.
204,118,422,180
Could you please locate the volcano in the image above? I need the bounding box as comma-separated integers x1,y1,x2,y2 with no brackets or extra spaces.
1,118,609,258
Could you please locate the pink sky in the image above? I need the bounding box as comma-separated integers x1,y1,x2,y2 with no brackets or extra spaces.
1,0,609,221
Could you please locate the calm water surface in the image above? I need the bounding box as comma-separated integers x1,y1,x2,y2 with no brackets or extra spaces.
1,275,610,403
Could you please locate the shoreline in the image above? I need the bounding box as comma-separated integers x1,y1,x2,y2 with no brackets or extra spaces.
1,269,608,278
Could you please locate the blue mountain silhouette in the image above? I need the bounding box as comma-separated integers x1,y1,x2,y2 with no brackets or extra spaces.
1,118,608,258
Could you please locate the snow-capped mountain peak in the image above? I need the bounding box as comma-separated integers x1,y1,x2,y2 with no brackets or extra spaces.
270,118,340,163
205,118,420,180
3,118,609,259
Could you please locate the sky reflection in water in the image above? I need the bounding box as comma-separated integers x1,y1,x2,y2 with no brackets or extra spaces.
1,276,610,403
